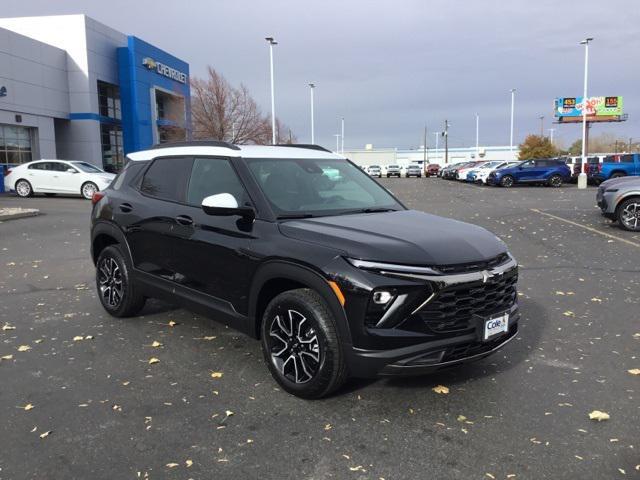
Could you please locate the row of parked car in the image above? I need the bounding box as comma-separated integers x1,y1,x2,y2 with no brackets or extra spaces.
364,164,441,178
439,153,640,188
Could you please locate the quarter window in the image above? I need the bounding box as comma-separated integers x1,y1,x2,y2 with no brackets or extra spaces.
620,155,634,163
187,158,250,206
140,157,193,202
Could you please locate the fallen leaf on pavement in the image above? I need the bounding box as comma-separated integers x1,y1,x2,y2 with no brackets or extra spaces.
148,358,160,365
211,372,223,379
73,336,84,341
588,410,610,421
168,321,177,327
1,355,13,361
432,385,450,394
185,460,193,468
166,463,179,468
563,311,575,317
151,341,162,348
21,404,34,411
2,323,16,331
39,431,52,439
17,345,31,352
628,369,640,376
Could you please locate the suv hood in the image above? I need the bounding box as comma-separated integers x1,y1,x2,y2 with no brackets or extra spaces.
601,176,640,189
279,210,507,265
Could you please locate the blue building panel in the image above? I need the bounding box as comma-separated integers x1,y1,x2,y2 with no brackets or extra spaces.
117,36,191,154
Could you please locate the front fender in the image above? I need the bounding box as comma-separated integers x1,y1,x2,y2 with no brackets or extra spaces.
247,260,353,348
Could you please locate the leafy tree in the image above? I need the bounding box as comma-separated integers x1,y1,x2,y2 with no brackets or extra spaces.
518,135,558,160
568,139,582,155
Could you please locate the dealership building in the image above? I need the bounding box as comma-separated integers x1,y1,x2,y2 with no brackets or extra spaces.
0,15,191,172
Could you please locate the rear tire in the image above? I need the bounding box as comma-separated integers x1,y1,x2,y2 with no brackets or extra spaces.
500,175,515,188
15,179,33,197
261,288,348,399
611,172,626,179
95,245,146,317
548,174,563,187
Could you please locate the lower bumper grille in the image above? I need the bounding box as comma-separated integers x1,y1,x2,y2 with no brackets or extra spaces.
441,328,517,363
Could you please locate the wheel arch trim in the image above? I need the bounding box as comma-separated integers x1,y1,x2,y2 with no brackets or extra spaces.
248,260,352,346
91,221,133,267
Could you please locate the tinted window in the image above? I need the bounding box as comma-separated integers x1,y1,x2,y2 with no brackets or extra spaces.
140,157,192,202
29,162,53,170
52,162,73,172
521,161,535,168
73,162,103,173
620,155,634,163
187,158,249,206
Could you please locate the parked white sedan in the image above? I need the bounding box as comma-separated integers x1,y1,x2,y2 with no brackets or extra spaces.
4,160,115,200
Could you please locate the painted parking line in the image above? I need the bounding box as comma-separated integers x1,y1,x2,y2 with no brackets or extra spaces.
530,208,640,249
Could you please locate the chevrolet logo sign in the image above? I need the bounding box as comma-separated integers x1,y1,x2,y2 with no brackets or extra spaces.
141,57,187,84
142,57,157,70
0,86,7,98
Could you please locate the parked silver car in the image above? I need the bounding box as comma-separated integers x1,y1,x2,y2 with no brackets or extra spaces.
597,176,640,231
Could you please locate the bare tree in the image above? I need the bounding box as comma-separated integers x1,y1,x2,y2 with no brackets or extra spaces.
190,66,295,145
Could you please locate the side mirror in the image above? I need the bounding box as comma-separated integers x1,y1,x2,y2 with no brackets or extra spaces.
201,193,255,220
67,168,77,173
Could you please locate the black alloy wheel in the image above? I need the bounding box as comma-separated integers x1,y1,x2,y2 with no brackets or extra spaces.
95,245,146,317
261,289,347,399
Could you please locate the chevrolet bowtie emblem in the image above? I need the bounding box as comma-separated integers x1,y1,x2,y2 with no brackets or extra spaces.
482,271,492,283
142,57,157,70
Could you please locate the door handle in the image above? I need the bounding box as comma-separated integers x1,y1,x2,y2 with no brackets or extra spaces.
119,203,133,213
175,215,194,226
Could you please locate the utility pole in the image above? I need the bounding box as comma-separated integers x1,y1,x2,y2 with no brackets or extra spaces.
265,37,278,145
475,113,479,158
308,83,315,144
510,89,516,158
341,117,345,154
548,128,555,145
334,134,341,153
433,132,440,163
444,120,449,164
629,137,633,152
579,37,593,189
539,115,544,136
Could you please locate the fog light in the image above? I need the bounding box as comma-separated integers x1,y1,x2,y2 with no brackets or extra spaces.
372,290,393,305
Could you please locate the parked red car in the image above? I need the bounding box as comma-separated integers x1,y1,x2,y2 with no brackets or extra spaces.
426,164,440,177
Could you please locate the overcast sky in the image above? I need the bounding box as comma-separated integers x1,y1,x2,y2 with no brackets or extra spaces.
4,0,640,150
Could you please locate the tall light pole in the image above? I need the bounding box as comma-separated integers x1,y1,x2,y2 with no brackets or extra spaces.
548,128,555,145
579,37,593,189
308,83,315,144
433,132,440,162
475,113,480,158
510,89,516,159
539,115,544,137
444,120,450,164
265,37,277,144
334,134,341,153
341,117,345,154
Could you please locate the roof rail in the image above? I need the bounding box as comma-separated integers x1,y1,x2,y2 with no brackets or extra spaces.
275,144,332,153
149,140,240,151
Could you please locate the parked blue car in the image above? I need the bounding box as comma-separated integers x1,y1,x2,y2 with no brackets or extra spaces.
487,159,571,188
589,153,640,183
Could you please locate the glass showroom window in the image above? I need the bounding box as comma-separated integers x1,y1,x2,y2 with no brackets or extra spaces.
98,81,122,120
100,124,124,173
0,125,33,165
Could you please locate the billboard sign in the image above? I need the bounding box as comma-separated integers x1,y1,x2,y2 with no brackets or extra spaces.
554,96,623,117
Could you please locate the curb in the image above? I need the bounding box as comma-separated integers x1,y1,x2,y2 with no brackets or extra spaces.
0,209,40,222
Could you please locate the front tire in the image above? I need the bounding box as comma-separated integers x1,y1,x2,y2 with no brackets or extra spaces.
95,245,146,317
611,172,626,179
15,179,33,197
617,198,640,232
500,175,515,188
261,288,348,399
548,174,563,187
81,182,98,200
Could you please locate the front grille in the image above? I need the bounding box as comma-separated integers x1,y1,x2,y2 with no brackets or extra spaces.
415,271,518,334
434,253,510,275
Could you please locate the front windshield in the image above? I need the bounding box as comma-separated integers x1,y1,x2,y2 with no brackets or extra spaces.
72,162,104,173
246,158,403,217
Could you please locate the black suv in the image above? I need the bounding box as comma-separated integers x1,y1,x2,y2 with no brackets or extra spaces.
91,141,519,398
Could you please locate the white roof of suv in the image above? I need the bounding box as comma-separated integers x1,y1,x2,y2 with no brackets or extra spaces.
127,143,344,161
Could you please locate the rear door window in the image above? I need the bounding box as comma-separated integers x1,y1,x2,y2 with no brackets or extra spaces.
140,157,193,202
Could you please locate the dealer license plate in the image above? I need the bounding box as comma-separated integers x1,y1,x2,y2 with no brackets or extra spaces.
484,313,509,340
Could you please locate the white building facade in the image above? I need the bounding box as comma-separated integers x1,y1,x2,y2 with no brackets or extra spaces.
0,14,190,174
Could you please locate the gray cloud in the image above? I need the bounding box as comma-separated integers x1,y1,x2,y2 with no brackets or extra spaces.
4,0,639,150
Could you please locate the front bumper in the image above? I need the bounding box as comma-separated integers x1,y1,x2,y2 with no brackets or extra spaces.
347,304,519,377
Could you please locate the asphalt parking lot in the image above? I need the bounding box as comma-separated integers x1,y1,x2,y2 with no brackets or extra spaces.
1,180,639,480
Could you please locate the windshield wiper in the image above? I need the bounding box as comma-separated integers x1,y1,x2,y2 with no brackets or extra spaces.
338,208,398,215
277,213,316,219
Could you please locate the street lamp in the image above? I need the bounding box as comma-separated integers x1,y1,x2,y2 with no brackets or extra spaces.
433,131,441,161
341,117,345,154
510,89,516,159
308,83,315,144
475,113,480,158
265,37,278,145
539,115,544,137
334,133,341,153
548,128,555,145
578,37,593,189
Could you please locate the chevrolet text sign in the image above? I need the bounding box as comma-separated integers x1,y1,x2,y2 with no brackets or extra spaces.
142,57,187,84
